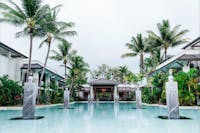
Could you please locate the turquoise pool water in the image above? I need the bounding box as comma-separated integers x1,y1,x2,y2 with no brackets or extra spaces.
0,103,199,133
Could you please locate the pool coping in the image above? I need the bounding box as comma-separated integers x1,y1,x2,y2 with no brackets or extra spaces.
0,102,75,110
1,101,199,110
76,101,200,110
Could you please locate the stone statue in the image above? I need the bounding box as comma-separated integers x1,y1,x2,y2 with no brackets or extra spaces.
22,78,38,119
165,69,180,119
136,87,142,109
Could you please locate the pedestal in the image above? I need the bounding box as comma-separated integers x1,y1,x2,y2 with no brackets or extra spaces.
114,86,119,103
166,79,180,119
64,90,70,109
136,88,142,109
89,86,94,103
23,82,38,119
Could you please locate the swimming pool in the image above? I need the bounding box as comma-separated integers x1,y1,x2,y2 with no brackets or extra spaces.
0,103,199,133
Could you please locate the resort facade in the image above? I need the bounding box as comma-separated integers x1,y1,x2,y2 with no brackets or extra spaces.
151,36,200,74
0,42,65,89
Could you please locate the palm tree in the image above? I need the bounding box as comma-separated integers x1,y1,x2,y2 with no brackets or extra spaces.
121,34,149,73
38,5,76,87
118,66,129,83
50,41,76,84
147,20,189,59
67,55,89,94
0,0,49,81
145,50,162,73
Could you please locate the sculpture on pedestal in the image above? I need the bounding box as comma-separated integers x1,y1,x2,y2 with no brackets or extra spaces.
136,87,142,109
165,69,180,119
64,89,70,109
22,75,38,119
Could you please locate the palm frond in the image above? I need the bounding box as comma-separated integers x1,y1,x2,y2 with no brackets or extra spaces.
38,39,47,48
22,0,42,17
121,53,137,58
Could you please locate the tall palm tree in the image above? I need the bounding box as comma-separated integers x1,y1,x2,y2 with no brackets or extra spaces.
50,41,76,84
147,20,189,59
0,0,49,80
38,5,76,87
121,34,149,73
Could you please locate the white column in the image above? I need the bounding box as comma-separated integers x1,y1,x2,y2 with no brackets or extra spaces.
45,74,50,87
15,58,23,82
33,72,39,86
165,69,180,119
64,89,70,109
90,86,94,102
23,82,38,119
114,86,119,102
8,56,15,80
21,70,26,85
55,79,59,87
136,87,142,109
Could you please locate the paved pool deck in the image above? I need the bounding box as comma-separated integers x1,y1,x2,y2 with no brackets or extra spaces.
0,101,199,110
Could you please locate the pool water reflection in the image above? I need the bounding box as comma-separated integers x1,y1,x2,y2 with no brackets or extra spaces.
0,103,199,133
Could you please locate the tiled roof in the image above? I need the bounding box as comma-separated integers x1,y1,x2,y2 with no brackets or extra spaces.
182,36,200,49
89,79,119,85
21,60,65,79
0,42,27,58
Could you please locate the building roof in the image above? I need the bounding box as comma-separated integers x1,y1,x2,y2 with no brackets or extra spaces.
21,60,65,80
182,36,200,49
0,42,27,58
89,79,119,85
150,49,200,75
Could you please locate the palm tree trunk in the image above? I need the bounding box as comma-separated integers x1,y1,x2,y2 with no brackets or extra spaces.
65,63,67,80
69,78,74,94
39,42,51,87
64,63,67,89
164,47,168,59
27,32,33,82
140,53,144,73
37,42,51,104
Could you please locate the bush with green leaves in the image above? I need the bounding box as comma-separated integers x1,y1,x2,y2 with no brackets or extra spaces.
142,87,161,104
38,82,64,104
142,68,200,106
51,88,64,104
175,68,199,106
0,75,23,106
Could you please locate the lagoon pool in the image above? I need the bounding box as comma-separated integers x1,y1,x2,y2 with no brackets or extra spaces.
0,103,200,133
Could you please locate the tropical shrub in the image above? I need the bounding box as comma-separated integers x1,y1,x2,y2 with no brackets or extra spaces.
51,89,64,104
142,68,200,106
175,68,199,105
142,87,159,104
0,75,23,106
38,89,51,104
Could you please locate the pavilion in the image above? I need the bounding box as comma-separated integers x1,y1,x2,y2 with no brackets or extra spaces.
77,79,143,101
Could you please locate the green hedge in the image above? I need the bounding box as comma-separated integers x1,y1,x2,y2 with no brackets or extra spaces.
0,75,23,106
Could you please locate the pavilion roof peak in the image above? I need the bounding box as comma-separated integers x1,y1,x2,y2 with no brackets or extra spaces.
89,79,119,85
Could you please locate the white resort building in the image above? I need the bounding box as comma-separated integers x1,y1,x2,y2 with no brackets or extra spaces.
151,36,200,74
0,42,65,89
